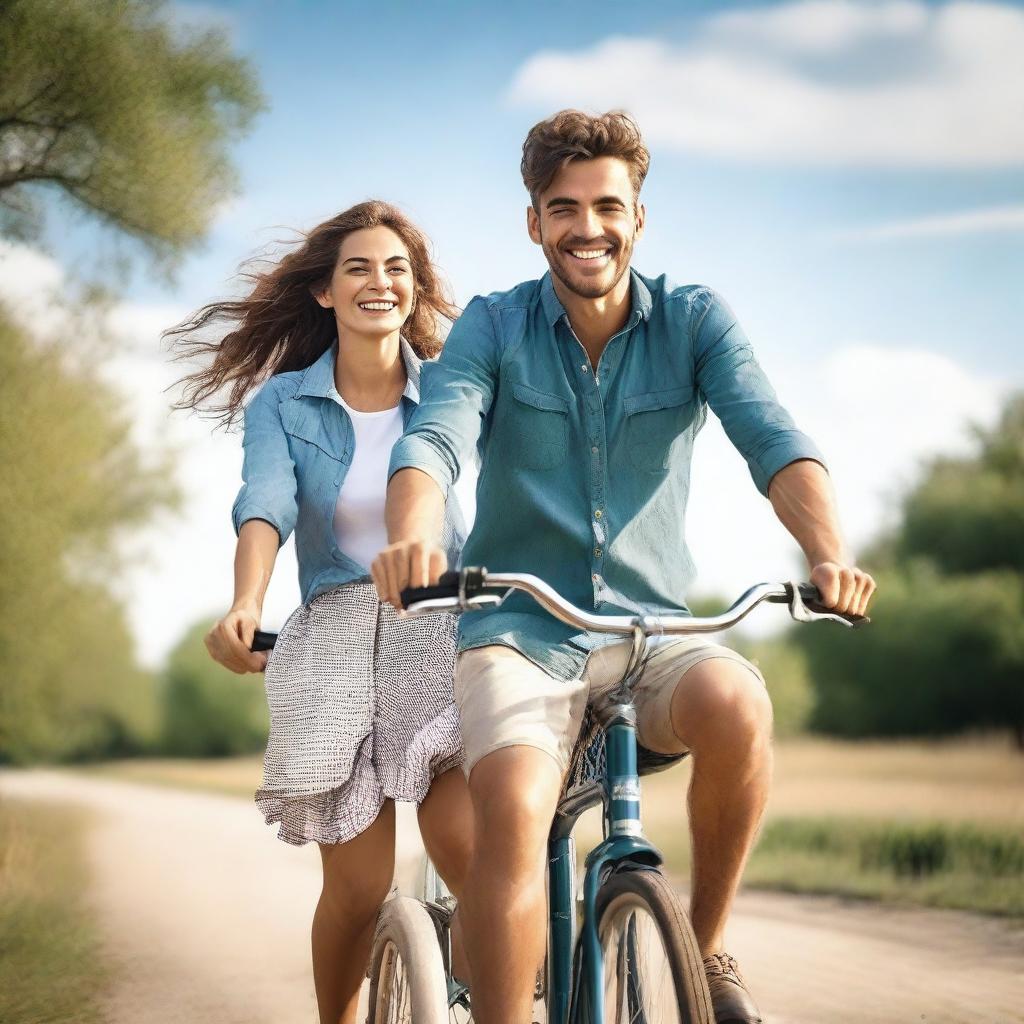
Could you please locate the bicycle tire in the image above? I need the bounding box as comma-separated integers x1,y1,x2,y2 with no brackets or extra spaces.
367,896,450,1024
595,868,714,1024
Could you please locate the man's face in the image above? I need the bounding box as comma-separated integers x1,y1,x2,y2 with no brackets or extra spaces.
527,156,644,300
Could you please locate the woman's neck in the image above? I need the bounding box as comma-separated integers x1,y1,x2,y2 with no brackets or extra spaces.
333,326,406,412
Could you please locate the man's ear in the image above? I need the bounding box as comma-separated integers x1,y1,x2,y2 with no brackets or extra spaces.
634,201,646,242
526,204,542,246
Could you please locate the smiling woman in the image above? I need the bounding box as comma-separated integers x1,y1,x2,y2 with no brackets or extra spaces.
164,201,474,1024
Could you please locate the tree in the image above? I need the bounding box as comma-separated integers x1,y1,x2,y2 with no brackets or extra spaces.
0,308,178,762
161,621,268,758
792,393,1024,746
0,0,263,262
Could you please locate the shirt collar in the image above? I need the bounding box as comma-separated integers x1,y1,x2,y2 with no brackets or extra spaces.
296,336,421,403
540,268,653,328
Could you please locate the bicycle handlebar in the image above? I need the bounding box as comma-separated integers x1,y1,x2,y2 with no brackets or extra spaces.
400,568,869,633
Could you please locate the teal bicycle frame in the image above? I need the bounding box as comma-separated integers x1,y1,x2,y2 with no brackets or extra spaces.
549,706,664,1024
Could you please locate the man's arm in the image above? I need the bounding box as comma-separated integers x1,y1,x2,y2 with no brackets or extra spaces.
372,296,500,607
768,459,875,616
372,467,448,609
691,290,875,616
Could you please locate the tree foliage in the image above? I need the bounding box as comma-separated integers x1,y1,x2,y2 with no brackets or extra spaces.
0,307,178,762
0,0,263,261
161,621,269,757
793,393,1024,745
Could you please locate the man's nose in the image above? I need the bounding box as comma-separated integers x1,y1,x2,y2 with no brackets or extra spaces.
574,206,604,240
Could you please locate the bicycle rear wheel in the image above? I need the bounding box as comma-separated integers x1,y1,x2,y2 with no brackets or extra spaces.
367,896,450,1024
595,869,713,1024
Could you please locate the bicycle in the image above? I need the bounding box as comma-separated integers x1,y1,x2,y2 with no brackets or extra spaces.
364,567,866,1024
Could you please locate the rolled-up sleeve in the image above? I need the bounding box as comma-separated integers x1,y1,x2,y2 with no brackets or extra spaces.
231,379,299,545
389,296,499,494
693,290,826,497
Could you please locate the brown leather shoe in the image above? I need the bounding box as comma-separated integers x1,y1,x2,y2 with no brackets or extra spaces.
703,952,763,1024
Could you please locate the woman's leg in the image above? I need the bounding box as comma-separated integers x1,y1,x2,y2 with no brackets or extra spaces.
418,767,475,984
313,800,396,1024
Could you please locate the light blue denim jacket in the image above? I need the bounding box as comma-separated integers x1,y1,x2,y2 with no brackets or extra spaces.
390,270,826,681
233,337,467,605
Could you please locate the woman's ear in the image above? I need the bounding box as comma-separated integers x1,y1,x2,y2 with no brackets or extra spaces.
311,283,333,309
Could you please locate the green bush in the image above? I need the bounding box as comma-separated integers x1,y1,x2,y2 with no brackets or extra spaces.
160,620,269,757
793,563,1024,741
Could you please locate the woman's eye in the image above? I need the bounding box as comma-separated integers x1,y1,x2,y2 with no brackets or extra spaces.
389,267,406,275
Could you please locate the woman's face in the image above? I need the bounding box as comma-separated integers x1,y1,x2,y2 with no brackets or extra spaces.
316,225,415,339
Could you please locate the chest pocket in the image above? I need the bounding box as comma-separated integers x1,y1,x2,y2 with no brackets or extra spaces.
506,382,570,470
281,400,345,463
624,385,697,472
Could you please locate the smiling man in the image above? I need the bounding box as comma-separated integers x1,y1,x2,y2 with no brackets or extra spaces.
373,110,875,1024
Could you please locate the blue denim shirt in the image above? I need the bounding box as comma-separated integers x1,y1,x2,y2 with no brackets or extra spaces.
389,270,826,680
233,337,467,606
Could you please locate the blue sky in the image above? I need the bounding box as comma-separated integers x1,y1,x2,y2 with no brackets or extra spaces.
8,0,1022,664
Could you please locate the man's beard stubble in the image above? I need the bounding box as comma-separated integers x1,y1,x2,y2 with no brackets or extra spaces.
541,234,634,300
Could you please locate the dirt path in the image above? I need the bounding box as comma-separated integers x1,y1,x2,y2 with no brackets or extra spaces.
3,769,1022,1024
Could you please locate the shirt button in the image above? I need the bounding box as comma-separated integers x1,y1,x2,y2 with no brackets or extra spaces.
594,509,603,519
591,445,599,454
581,363,589,373
594,547,603,558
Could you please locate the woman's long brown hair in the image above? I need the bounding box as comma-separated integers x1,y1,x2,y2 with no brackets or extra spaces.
167,200,459,425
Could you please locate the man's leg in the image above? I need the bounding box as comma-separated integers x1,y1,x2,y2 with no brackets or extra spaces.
459,745,563,1024
668,658,773,954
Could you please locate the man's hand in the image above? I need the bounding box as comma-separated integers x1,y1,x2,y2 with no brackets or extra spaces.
372,540,448,610
809,562,876,617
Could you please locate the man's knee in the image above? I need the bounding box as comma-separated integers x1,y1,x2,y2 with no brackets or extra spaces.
469,745,561,861
671,659,773,753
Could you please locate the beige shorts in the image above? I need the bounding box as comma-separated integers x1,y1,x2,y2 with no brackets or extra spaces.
455,638,765,777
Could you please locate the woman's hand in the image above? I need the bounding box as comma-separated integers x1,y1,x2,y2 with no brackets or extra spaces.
204,604,268,674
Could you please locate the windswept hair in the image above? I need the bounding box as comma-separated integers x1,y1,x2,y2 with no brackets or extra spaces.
521,110,650,208
167,200,458,425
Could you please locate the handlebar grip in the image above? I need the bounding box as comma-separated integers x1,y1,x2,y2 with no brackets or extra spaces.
400,570,463,608
797,583,870,626
250,630,278,652
400,567,489,608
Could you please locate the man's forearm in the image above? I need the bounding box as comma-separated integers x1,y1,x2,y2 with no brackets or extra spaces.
385,467,447,544
767,459,849,568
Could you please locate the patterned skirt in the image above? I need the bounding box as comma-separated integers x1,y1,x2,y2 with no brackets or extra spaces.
255,583,462,846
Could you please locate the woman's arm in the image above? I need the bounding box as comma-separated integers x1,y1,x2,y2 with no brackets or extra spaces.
205,516,281,673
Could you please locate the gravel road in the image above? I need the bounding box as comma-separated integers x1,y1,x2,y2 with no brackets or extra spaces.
2,769,1022,1024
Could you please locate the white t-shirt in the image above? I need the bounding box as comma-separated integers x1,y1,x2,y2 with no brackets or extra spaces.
330,391,404,572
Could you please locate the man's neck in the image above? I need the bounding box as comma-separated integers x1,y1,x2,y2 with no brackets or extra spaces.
551,270,632,369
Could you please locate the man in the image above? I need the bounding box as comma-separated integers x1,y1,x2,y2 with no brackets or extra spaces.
373,110,875,1024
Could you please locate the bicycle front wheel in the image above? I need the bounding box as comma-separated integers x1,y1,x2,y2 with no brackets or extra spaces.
596,869,713,1024
367,896,450,1024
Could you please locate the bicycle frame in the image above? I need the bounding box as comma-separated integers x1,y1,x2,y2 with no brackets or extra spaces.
550,703,665,1024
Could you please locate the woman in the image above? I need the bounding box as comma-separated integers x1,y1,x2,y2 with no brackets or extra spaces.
169,201,473,1024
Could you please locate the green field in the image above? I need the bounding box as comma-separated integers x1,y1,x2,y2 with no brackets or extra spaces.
0,799,106,1024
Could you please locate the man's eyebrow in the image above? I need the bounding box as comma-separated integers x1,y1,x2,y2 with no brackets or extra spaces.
596,195,628,206
545,196,578,209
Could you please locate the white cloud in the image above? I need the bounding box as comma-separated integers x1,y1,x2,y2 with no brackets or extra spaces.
828,203,1024,242
506,1,1024,167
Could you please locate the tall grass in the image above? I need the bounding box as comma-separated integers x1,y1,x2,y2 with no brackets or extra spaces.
0,799,106,1024
661,817,1024,917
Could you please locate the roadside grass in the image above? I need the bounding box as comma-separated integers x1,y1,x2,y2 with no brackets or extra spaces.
657,817,1024,918
0,799,106,1024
